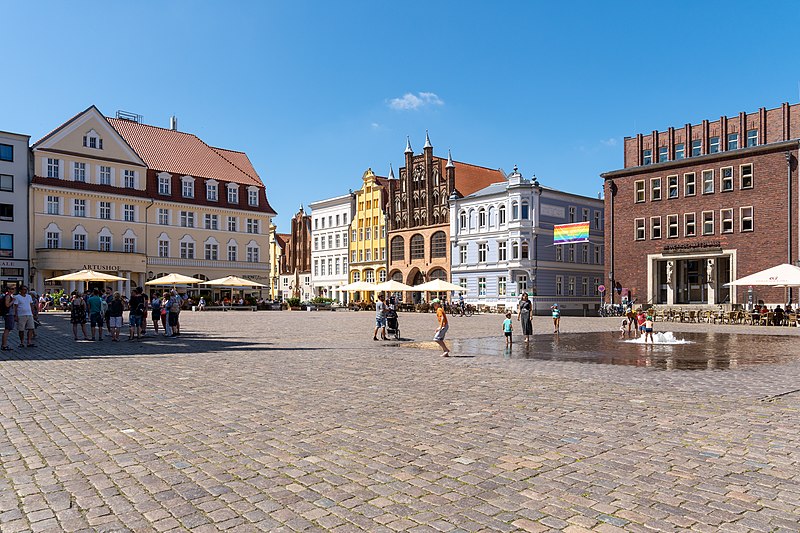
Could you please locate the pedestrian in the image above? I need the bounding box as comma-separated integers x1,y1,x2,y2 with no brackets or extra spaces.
128,287,145,340
198,296,206,311
87,288,104,341
104,287,114,335
13,285,37,348
69,291,89,341
1,288,15,351
108,292,124,342
168,290,181,336
619,319,629,338
373,294,387,341
636,309,646,338
431,298,449,357
162,292,172,336
503,312,513,346
644,312,655,343
551,303,561,334
150,292,162,335
517,292,533,343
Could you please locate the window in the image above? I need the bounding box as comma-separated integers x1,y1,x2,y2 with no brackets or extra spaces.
555,244,563,261
313,237,318,250
158,240,169,257
651,217,661,239
684,173,696,196
459,278,467,291
569,206,576,223
314,218,319,230
746,129,758,147
73,162,86,182
365,227,371,240
658,146,668,163
335,258,340,275
365,249,371,261
702,211,714,235
556,275,563,296
568,244,575,262
228,244,237,261
410,234,424,259
99,235,112,252
727,133,738,150
158,209,169,225
0,174,12,192
0,144,13,161
634,180,645,203
498,277,506,296
246,245,259,262
343,213,347,225
642,149,652,165
47,195,61,215
124,170,135,188
227,217,237,232
431,232,447,258
667,175,678,199
594,211,601,229
180,241,195,259
182,179,194,198
582,277,588,296
391,237,404,261
581,208,589,222
582,244,589,263
158,174,170,194
248,189,259,206
99,166,112,185
499,205,506,224
359,228,363,241
709,136,720,154
721,167,733,191
702,170,714,194
740,207,754,232
685,213,696,237
675,143,685,160
568,277,575,296
205,214,219,230
180,211,194,228
246,218,259,234
205,243,219,260
721,209,733,233
498,241,507,261
478,277,486,296
517,275,528,294
478,243,487,262
206,182,218,201
99,202,111,220
123,204,135,222
522,241,529,259
459,245,467,264
124,237,136,253
73,199,86,218
351,251,356,262
343,232,348,246
521,203,529,220
650,178,662,201
73,233,86,250
634,219,646,241
740,164,753,189
478,209,486,228
667,214,678,238
594,277,601,296
512,241,519,260
335,234,340,248
512,202,519,220
227,186,239,203
691,139,702,157
47,158,60,178
459,211,467,230
594,244,602,264
46,231,60,249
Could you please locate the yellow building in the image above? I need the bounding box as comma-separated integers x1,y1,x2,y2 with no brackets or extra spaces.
268,223,286,300
348,168,389,302
31,106,275,297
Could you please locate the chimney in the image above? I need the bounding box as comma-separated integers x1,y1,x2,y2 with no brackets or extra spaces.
170,115,178,131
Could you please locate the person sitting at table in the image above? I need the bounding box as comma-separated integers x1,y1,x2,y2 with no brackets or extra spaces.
759,304,769,315
773,305,785,326
786,303,794,313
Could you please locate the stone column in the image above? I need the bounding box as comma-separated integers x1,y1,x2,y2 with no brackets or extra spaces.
706,258,716,305
666,260,675,306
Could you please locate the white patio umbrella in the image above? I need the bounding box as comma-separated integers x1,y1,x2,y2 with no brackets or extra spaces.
47,269,127,282
338,281,378,292
372,280,414,292
413,279,467,292
145,273,204,286
725,263,800,287
199,275,267,288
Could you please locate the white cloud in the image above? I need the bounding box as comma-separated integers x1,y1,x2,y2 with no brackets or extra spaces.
600,137,618,147
388,92,444,110
371,122,380,129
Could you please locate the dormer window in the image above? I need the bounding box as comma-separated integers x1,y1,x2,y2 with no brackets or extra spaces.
227,183,239,203
82,130,103,150
181,176,195,198
248,187,259,206
157,172,171,195
206,180,218,201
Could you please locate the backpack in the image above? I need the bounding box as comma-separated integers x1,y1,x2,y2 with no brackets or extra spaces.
101,299,109,315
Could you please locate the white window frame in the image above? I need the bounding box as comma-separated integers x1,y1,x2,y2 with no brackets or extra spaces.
667,214,678,238
720,167,734,192
73,162,86,182
206,181,218,201
740,163,753,189
634,180,645,203
650,216,661,240
702,170,714,194
73,199,86,218
123,170,136,188
158,173,171,195
650,177,662,201
684,173,696,196
667,175,678,199
684,213,696,237
702,211,714,235
100,166,112,185
721,208,734,234
740,206,754,232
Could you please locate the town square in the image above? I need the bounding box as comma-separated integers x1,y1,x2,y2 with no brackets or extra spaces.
3,1,800,531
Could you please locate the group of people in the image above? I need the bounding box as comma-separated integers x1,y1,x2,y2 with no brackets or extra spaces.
503,293,561,346
621,307,655,342
67,287,186,341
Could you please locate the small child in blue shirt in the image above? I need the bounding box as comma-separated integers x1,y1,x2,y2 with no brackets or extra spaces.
503,312,513,346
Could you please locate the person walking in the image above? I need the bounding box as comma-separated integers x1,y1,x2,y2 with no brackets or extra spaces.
1,288,15,351
168,290,182,337
503,312,513,346
517,292,533,343
103,286,114,336
108,292,124,342
87,288,104,341
551,303,561,334
150,292,162,335
162,292,172,336
69,291,89,341
13,285,37,348
374,294,387,341
431,298,449,357
128,287,145,340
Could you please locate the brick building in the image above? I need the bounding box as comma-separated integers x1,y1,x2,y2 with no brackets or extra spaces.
602,102,800,307
278,206,312,301
387,133,504,303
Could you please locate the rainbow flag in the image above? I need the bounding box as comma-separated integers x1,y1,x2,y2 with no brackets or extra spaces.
553,222,590,245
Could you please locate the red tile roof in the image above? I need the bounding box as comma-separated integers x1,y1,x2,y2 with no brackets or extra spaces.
449,159,506,197
107,118,263,188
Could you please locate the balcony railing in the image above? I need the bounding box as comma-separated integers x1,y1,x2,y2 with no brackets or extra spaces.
147,257,268,270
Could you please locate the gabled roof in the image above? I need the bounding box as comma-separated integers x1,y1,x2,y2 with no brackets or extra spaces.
450,159,506,197
275,233,290,249
107,118,263,187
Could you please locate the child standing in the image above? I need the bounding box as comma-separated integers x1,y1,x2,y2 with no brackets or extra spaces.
636,309,647,338
644,312,654,343
503,312,513,346
551,303,561,334
431,299,449,357
619,319,628,338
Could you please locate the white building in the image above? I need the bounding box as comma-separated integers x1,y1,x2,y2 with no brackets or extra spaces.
309,194,352,303
0,131,31,291
450,167,605,315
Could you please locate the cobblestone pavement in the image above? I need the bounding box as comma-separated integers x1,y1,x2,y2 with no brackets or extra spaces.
1,310,799,532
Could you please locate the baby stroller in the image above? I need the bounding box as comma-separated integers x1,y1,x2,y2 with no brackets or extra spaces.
385,308,400,340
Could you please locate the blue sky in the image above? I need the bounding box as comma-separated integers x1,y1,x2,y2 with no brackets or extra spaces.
4,1,800,229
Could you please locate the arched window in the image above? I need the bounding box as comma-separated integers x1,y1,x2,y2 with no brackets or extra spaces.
499,204,506,225
488,206,496,227
395,198,400,213
521,201,529,220
429,268,447,281
72,225,87,250
469,209,476,230
432,211,439,224
352,271,361,282
98,227,113,252
391,271,403,282
432,191,439,206
512,241,519,259
430,231,447,258
410,234,425,259
478,208,486,228
521,241,529,259
391,236,405,261
511,201,519,220
378,269,386,282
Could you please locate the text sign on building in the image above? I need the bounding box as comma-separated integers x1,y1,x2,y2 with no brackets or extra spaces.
553,222,590,245
83,264,120,271
662,241,722,254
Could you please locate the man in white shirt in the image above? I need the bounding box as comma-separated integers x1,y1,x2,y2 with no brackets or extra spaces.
13,285,37,348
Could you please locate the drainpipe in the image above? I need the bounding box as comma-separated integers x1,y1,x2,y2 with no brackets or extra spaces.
787,152,793,303
145,197,155,287
608,180,617,305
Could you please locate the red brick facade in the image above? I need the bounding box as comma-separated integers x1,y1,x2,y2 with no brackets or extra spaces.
604,102,800,307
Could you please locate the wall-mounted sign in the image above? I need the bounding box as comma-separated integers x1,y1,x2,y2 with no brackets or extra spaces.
662,241,722,254
83,265,120,271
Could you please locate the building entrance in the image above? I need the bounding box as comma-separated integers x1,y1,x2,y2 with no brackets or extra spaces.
655,256,731,305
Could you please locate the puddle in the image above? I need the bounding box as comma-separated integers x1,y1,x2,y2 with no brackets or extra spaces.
406,332,800,370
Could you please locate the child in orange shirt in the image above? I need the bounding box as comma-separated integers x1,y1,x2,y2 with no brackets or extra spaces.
431,299,449,357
